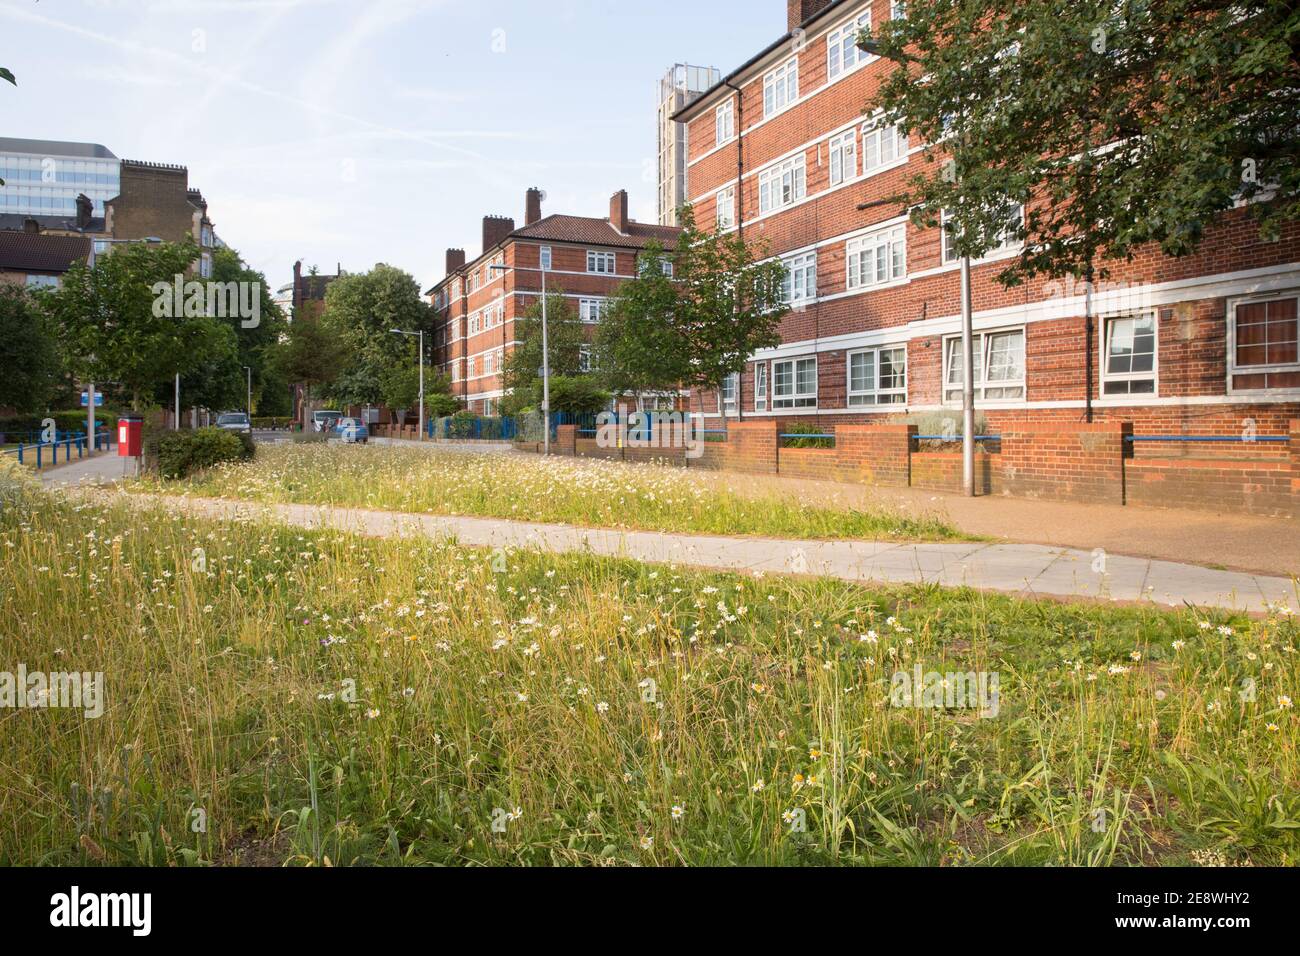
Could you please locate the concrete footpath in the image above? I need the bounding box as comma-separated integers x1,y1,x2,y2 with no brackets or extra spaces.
94,493,1297,614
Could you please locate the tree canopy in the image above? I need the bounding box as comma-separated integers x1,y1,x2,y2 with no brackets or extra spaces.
865,0,1300,284
0,285,60,413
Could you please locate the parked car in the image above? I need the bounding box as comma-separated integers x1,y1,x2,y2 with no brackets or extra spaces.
335,417,369,444
313,410,342,433
215,412,252,435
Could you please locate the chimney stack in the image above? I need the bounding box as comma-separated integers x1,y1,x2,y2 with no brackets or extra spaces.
446,248,466,276
22,217,39,235
525,187,544,226
75,193,93,230
609,190,629,234
787,0,832,32
482,215,515,254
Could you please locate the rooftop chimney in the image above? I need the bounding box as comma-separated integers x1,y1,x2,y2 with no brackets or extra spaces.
609,190,629,234
787,0,832,32
22,217,39,235
446,248,466,275
75,193,93,230
482,215,515,255
525,187,544,226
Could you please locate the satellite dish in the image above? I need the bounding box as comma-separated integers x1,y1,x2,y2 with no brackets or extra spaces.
538,190,548,203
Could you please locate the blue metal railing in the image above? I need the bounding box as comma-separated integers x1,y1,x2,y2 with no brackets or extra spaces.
3,429,114,469
914,434,1003,442
1126,434,1288,443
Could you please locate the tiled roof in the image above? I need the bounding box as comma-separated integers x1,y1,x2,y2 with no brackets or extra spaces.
0,212,107,234
511,214,680,249
0,231,91,273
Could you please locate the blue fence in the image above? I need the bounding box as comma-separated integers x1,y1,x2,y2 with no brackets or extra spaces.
3,429,114,469
1125,434,1288,444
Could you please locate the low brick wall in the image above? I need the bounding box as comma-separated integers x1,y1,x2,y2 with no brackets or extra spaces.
516,416,1300,517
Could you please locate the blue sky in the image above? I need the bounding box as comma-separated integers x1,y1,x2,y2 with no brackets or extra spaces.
1,0,778,294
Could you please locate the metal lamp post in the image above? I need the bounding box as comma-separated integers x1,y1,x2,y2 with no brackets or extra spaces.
490,260,549,456
242,365,252,418
390,328,425,440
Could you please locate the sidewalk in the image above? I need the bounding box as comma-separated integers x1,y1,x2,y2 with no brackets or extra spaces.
39,451,132,488
105,494,1297,614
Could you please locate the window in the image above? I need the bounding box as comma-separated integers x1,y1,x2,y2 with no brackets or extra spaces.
773,357,817,409
25,274,59,289
758,155,806,214
468,312,480,335
755,363,768,412
716,100,735,144
943,329,1026,403
1103,315,1157,396
199,253,212,278
540,246,552,271
848,346,908,406
942,204,1023,264
484,398,495,417
587,251,616,274
722,373,739,414
829,130,857,186
716,186,736,230
1231,295,1300,390
891,1,907,19
579,299,608,324
846,225,906,289
862,118,906,173
484,351,495,376
782,251,817,304
827,9,873,81
579,344,593,373
763,57,798,117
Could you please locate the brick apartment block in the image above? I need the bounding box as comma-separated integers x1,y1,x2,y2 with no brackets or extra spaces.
426,188,680,414
672,0,1300,446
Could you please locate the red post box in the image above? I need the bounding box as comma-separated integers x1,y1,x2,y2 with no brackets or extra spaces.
118,415,143,457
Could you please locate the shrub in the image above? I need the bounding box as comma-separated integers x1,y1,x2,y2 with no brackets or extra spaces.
156,427,253,480
546,376,611,416
0,456,43,514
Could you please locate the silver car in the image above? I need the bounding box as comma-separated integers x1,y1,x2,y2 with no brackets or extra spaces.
216,412,252,435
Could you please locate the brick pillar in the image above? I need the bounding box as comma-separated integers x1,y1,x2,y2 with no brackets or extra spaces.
834,424,915,487
728,420,778,474
556,423,577,456
1000,422,1131,504
1289,420,1300,498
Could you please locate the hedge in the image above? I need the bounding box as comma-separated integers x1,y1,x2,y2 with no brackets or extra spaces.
153,428,255,480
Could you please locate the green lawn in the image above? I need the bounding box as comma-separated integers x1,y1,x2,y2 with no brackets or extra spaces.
131,442,964,542
2,489,1296,867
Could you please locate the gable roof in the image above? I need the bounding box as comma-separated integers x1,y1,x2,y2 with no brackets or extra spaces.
511,214,680,249
0,230,91,273
0,212,107,235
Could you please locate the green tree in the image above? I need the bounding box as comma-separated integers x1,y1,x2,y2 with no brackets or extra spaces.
322,265,431,407
599,208,787,414
272,311,343,430
595,240,691,400
500,289,590,411
211,246,287,413
546,376,612,416
864,1,1300,284
0,285,59,413
42,240,212,410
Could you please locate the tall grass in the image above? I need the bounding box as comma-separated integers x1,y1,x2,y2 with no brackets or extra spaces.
0,493,1296,866
132,443,962,541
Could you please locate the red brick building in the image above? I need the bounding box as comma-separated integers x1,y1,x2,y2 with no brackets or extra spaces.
673,0,1300,439
427,188,680,415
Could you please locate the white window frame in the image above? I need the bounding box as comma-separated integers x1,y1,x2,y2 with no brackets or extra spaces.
862,117,906,175
579,298,607,324
846,224,906,290
763,57,799,118
827,9,873,82
829,129,857,186
782,251,817,305
579,344,593,374
716,186,736,230
772,357,818,409
891,1,907,20
722,372,739,415
539,246,552,271
758,154,807,215
1227,292,1300,393
847,345,908,407
942,204,1024,264
754,362,768,412
715,99,735,145
943,327,1027,404
587,250,616,274
1101,313,1159,397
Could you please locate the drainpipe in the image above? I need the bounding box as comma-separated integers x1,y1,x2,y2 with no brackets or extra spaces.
724,79,745,241
1084,261,1095,424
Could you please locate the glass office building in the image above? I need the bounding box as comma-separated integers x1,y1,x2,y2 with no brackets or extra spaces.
0,138,120,217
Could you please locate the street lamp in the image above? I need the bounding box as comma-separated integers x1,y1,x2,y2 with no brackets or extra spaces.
390,328,425,441
490,259,550,456
242,366,252,419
